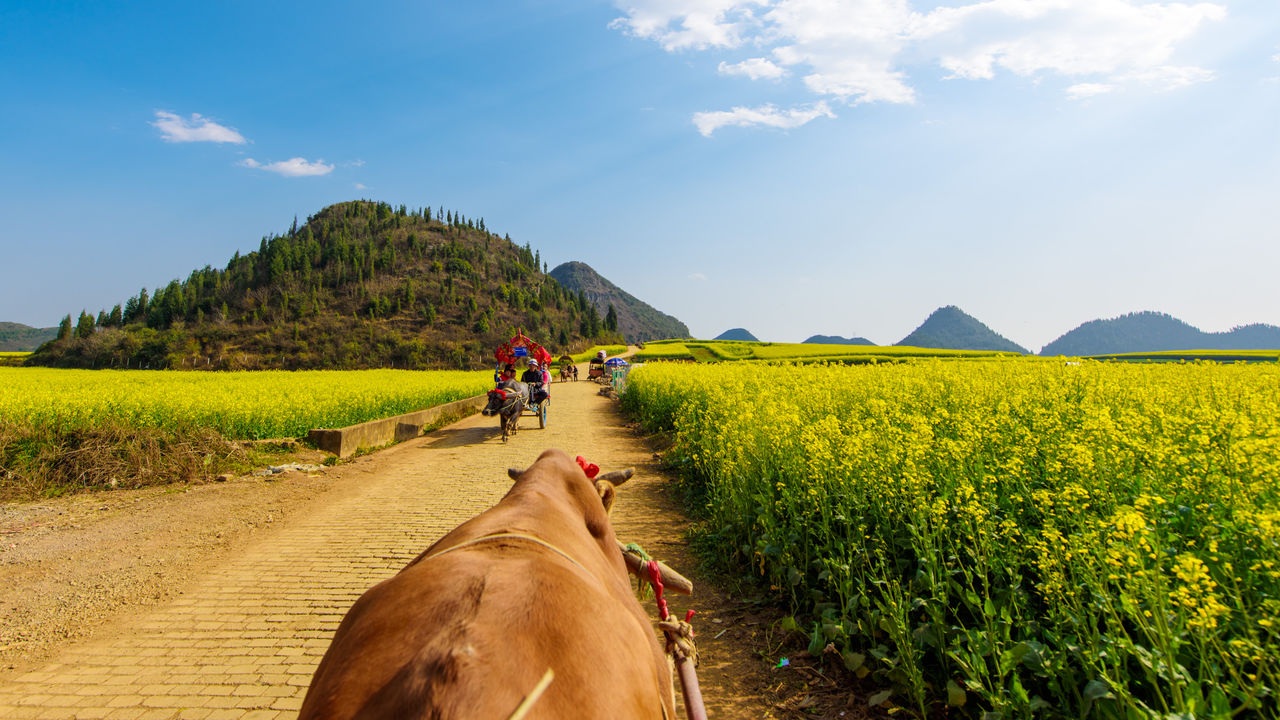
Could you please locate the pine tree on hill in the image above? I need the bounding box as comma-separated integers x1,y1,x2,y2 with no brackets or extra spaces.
75,311,94,339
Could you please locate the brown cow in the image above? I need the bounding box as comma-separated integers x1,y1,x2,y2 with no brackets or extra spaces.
298,448,677,720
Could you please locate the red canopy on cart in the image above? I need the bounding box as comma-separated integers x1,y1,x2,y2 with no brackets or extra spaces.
495,330,553,367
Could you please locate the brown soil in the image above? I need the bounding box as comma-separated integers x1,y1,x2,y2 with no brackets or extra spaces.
0,359,873,719
0,450,338,671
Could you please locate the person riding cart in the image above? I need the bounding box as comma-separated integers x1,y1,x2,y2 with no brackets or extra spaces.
520,359,551,405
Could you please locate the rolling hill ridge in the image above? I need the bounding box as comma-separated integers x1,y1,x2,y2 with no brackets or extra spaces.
29,201,621,370
0,322,57,352
548,261,689,343
1040,311,1280,356
803,334,875,345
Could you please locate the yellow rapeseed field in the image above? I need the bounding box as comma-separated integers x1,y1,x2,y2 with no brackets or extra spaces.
0,367,494,439
622,358,1280,718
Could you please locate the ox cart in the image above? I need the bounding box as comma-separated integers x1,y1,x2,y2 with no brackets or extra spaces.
556,354,577,382
587,350,608,382
485,331,553,440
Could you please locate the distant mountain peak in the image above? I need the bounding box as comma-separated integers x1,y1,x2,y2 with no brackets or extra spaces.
714,328,759,342
548,262,689,343
897,306,1028,354
803,334,874,345
1040,311,1280,355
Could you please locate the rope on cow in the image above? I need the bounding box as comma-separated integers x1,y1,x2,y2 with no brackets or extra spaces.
646,559,700,668
425,533,590,575
507,667,554,720
658,617,699,666
499,394,524,414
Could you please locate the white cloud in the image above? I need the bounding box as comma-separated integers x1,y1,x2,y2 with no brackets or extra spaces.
1066,82,1114,100
151,111,246,144
613,0,1226,129
693,101,834,136
918,0,1224,82
609,0,764,50
239,157,334,177
1126,64,1214,90
354,183,368,190
689,272,708,280
1067,64,1213,100
719,57,788,79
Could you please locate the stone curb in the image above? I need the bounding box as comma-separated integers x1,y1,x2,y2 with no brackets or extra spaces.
307,394,488,458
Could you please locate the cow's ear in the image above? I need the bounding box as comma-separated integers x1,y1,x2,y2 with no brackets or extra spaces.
597,468,634,486
595,480,617,514
508,468,524,481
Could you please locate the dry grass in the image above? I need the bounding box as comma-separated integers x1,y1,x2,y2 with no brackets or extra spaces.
0,420,252,501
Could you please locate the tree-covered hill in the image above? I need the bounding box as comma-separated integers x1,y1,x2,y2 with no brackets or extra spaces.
1040,311,1280,356
896,306,1028,353
0,322,57,352
714,328,759,341
547,261,689,343
802,334,875,345
29,201,620,370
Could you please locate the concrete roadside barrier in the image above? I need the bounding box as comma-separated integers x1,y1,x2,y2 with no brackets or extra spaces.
308,394,488,458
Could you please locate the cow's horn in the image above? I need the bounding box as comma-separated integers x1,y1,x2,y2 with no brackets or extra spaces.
507,467,524,481
597,468,634,486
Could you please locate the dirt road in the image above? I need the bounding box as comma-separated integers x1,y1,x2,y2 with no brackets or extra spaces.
0,373,837,719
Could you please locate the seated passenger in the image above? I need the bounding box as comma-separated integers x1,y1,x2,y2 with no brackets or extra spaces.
497,363,516,385
521,360,551,403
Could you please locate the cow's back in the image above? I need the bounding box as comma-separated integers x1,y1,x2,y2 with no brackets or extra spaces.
300,529,671,719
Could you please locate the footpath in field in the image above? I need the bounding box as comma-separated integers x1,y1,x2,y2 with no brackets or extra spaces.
0,373,813,720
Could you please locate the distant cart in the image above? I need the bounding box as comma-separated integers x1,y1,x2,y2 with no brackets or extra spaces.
587,350,608,382
557,354,577,382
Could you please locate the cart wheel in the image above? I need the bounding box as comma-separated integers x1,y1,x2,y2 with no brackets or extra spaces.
539,400,547,428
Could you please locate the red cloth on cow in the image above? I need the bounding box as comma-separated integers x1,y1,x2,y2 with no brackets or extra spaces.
575,456,599,479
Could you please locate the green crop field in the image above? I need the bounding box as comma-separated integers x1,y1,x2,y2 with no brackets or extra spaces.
0,367,494,440
623,358,1280,718
1088,349,1280,363
630,342,692,361
569,344,628,363
0,366,499,498
0,351,30,367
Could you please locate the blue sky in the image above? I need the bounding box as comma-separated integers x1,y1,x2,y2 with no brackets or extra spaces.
1,0,1276,351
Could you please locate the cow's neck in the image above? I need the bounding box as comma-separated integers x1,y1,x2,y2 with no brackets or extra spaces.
499,475,613,550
